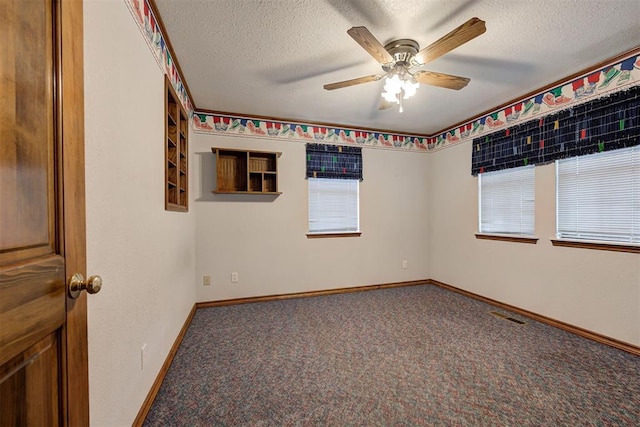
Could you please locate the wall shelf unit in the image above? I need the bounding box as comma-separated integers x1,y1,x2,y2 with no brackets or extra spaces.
211,148,281,195
165,76,188,211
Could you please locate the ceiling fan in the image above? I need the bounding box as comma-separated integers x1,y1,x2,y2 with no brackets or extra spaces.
324,18,486,112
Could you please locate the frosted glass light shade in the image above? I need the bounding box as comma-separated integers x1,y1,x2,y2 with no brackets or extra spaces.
381,67,420,106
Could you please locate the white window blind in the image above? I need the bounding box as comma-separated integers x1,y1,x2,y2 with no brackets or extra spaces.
556,146,640,244
479,165,535,235
308,178,359,233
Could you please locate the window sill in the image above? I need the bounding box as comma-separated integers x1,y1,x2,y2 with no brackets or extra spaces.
307,232,362,239
475,233,539,244
551,239,640,254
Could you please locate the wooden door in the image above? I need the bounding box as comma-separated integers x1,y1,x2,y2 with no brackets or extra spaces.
0,0,89,425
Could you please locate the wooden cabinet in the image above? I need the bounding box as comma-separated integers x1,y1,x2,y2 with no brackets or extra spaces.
165,76,188,211
211,148,281,194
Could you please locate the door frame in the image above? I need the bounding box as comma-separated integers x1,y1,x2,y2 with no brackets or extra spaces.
58,0,89,424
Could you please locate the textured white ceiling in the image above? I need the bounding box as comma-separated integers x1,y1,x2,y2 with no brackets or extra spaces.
154,0,640,135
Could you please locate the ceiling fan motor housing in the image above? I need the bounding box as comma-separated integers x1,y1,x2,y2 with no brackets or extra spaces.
383,39,419,70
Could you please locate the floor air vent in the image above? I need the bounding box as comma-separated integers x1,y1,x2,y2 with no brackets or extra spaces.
490,311,526,324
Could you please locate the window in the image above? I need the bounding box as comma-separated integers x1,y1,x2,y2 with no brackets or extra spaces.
306,143,362,236
478,165,535,235
308,178,359,233
556,146,640,244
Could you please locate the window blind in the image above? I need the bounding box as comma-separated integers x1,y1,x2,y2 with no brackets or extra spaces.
308,178,359,233
479,165,535,235
556,145,640,243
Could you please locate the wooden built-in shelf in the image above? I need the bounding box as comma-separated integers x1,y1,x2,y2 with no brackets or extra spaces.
165,76,188,211
211,148,281,195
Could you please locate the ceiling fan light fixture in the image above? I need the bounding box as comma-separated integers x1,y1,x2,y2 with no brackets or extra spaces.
381,90,399,103
382,73,402,100
402,76,419,99
381,66,420,109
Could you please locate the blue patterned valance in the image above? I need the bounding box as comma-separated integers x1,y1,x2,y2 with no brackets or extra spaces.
306,144,363,180
471,85,640,175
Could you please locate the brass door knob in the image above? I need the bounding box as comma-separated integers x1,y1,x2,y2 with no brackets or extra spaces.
68,273,102,299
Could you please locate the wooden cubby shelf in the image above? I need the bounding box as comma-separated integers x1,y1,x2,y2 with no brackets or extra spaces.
211,147,281,195
165,76,188,211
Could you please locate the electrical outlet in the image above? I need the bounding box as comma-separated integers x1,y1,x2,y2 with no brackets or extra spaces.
402,260,408,269
203,275,211,286
231,272,238,283
141,343,147,371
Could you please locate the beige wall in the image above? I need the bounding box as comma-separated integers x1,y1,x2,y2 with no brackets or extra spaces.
428,142,640,346
84,1,196,425
191,134,430,301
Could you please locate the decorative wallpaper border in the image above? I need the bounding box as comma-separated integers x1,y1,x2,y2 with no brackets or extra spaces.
429,51,640,151
124,0,193,114
192,51,639,152
125,0,638,153
192,113,433,151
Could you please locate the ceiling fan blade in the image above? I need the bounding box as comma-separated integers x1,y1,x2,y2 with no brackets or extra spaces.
414,71,470,90
323,74,383,91
347,26,394,64
414,17,486,65
378,99,395,110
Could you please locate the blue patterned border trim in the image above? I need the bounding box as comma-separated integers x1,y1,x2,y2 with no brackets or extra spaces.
430,51,640,151
191,51,639,152
124,2,638,153
192,114,433,151
124,0,193,114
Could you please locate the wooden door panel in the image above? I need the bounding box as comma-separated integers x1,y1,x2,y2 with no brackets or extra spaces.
0,256,65,367
0,332,60,426
0,0,55,265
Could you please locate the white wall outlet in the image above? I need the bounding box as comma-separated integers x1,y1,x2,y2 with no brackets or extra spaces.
141,343,148,371
203,275,211,286
231,272,238,283
402,260,408,269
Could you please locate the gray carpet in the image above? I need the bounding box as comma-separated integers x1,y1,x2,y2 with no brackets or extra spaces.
144,285,640,426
